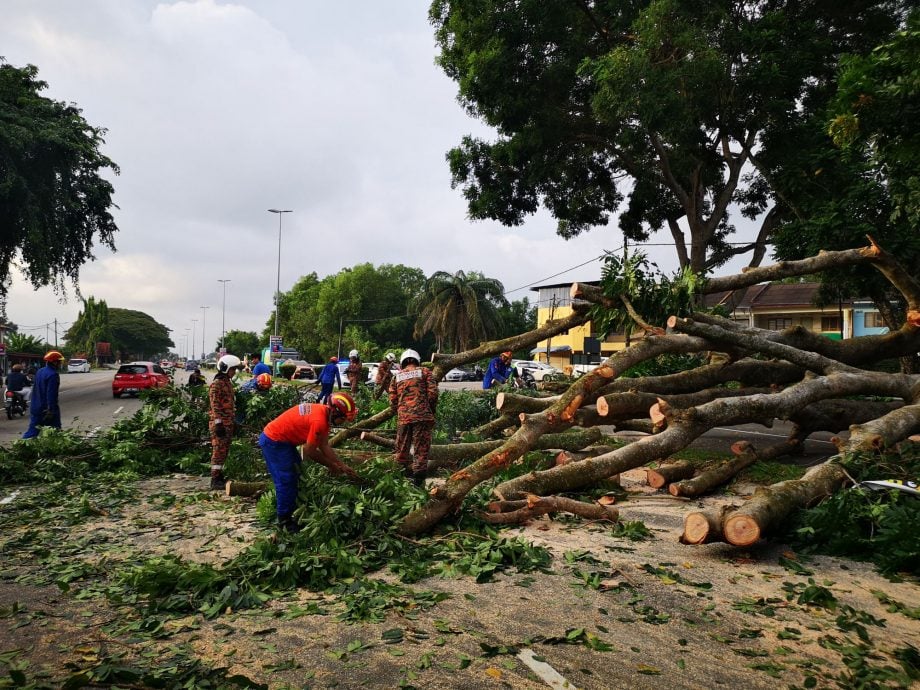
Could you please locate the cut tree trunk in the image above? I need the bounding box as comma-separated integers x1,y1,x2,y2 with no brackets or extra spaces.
330,408,394,448
680,504,738,545
472,414,519,439
668,439,791,498
225,481,268,498
480,495,618,525
646,460,694,489
718,401,920,546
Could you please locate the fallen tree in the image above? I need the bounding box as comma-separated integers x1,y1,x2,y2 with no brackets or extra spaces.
386,241,920,538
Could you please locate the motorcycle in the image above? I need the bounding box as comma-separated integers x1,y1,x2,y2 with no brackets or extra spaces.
4,388,28,420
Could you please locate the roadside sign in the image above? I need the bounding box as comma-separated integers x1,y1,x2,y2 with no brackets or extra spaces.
269,335,283,353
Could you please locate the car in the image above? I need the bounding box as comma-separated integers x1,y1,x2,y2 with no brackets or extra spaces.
160,360,176,372
512,360,560,382
444,367,479,382
184,360,200,371
112,361,170,398
67,358,91,373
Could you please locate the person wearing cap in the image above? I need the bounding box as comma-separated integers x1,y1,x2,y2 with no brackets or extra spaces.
373,352,397,400
22,351,64,439
482,351,514,390
317,356,342,404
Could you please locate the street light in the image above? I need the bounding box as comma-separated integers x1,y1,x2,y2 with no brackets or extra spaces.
200,306,210,360
268,209,292,337
190,320,198,361
217,280,231,351
184,328,190,360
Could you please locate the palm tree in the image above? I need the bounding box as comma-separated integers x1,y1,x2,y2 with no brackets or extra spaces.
412,270,508,353
4,331,46,354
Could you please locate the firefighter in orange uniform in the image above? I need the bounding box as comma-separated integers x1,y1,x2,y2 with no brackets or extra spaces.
389,349,438,486
208,354,243,490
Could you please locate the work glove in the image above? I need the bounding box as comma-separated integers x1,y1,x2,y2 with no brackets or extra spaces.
214,424,227,439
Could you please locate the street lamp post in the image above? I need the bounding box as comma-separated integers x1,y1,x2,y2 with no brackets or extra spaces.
190,320,198,361
200,306,210,360
217,280,231,351
267,209,292,337
184,328,190,360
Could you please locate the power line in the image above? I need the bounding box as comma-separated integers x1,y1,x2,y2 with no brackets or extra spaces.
503,252,613,296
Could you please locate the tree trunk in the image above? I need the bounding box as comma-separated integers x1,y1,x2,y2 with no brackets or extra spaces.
225,480,268,497
472,413,519,439
668,440,786,498
330,408,394,447
646,460,694,489
680,504,738,545
480,495,618,525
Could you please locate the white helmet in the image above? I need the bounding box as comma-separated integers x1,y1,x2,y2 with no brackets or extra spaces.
400,349,420,366
349,349,359,359
385,352,396,362
217,354,242,373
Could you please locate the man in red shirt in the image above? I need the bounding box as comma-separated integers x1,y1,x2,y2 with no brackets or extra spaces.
258,391,359,532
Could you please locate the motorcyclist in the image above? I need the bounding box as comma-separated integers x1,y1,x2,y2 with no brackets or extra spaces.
23,351,64,438
4,364,31,404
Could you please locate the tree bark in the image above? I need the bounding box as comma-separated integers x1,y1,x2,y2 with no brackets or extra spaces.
646,460,694,489
496,445,621,499
330,407,394,448
668,440,789,498
225,480,268,497
720,401,920,546
472,413,519,439
361,428,605,470
480,495,618,525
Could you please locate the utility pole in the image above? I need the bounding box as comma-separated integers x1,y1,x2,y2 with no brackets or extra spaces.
200,306,209,360
54,318,58,348
544,295,557,365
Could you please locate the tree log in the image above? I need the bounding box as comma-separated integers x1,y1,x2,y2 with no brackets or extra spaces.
680,505,738,545
720,401,920,546
646,460,694,489
480,495,618,525
225,480,268,498
472,413,519,439
485,370,917,510
668,440,791,498
362,428,605,471
330,407,394,447
496,392,561,415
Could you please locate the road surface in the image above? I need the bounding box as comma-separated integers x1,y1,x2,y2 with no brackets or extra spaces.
0,369,155,446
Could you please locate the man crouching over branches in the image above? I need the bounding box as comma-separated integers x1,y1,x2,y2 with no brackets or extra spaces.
389,349,438,486
258,392,360,532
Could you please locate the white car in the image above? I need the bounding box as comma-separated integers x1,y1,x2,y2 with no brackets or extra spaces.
67,358,91,373
512,360,559,382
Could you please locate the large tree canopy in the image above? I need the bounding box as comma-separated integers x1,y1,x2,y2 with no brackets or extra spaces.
65,305,171,361
430,0,906,273
0,60,119,297
219,330,261,359
65,296,113,362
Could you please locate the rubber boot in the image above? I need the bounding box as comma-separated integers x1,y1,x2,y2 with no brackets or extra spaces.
210,473,225,491
411,469,427,487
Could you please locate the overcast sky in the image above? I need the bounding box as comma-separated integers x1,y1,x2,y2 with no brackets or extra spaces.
2,0,753,357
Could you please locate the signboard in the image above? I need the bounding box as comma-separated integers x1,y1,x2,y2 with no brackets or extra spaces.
269,335,283,354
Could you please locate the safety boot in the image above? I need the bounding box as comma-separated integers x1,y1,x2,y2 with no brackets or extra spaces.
210,474,226,492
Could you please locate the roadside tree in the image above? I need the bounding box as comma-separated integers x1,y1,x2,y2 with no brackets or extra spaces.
0,60,119,298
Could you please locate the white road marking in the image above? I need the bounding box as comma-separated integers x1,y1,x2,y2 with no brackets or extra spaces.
517,648,578,690
113,406,124,416
711,427,838,445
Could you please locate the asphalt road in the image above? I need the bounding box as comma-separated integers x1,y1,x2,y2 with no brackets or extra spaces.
0,368,147,446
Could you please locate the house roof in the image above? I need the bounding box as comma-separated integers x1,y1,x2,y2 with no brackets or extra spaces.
703,283,854,311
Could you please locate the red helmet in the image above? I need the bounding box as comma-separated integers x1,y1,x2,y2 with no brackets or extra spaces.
328,391,357,422
43,350,65,362
255,373,273,390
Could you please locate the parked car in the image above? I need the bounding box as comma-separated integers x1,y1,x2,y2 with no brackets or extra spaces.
184,360,200,371
67,358,91,373
160,359,176,372
444,367,479,382
512,360,560,382
112,362,170,398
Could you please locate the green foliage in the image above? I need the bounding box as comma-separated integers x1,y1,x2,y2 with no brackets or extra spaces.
2,331,45,354
220,330,260,358
0,59,119,299
433,389,495,441
621,353,705,379
789,449,920,575
430,0,904,272
64,296,112,361
591,252,701,339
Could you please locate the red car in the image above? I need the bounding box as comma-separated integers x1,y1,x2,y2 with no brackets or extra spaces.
112,361,170,398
